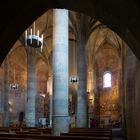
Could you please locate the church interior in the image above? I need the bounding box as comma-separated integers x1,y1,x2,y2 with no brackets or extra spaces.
0,1,140,140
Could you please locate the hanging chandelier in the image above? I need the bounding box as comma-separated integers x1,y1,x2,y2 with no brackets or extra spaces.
25,22,44,51
69,75,79,83
40,92,46,98
9,66,18,91
69,41,79,84
10,83,18,90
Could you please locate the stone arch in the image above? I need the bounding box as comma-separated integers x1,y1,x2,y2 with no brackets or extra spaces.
0,0,140,64
94,38,121,58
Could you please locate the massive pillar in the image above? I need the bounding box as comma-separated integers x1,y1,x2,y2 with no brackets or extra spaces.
48,76,53,128
25,47,36,127
52,9,69,136
76,36,88,127
2,57,9,127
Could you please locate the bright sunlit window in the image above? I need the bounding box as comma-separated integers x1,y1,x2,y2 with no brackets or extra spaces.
103,72,111,88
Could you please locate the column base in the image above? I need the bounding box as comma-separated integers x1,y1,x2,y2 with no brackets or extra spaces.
52,115,69,136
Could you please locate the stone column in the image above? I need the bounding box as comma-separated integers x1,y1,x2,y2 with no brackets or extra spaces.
76,37,88,127
48,76,53,128
52,9,69,136
25,47,36,127
2,57,9,127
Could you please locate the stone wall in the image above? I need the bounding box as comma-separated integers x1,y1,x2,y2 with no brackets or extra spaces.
9,92,26,125
135,60,140,140
95,42,120,127
125,47,140,140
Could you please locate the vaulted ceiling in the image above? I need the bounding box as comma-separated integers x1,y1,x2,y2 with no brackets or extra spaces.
1,9,125,94
0,0,140,65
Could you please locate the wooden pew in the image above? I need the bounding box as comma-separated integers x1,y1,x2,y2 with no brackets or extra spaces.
0,133,111,140
0,127,51,135
10,128,21,132
70,127,112,130
15,131,42,135
67,128,112,139
70,128,112,132
22,127,37,130
61,133,111,139
0,137,38,140
69,128,112,135
29,128,52,134
0,127,10,133
69,130,111,133
0,127,49,133
70,128,112,131
19,128,51,134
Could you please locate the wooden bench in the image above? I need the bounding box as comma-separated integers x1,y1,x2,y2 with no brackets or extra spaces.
15,131,42,135
70,128,111,130
29,128,52,134
70,128,112,132
70,130,111,133
10,128,22,132
61,133,111,139
0,127,51,135
0,133,111,140
67,128,112,139
0,137,38,140
69,128,112,134
70,128,112,131
0,127,10,133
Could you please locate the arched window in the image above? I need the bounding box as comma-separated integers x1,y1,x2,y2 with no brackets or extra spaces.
103,71,111,88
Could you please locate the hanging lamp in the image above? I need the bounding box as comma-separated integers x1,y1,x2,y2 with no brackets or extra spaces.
25,22,44,52
69,41,79,84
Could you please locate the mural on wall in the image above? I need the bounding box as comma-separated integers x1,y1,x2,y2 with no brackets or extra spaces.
95,41,121,126
0,41,50,126
100,85,120,119
7,47,27,125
